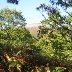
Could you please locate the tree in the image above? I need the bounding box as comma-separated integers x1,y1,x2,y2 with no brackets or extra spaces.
0,26,37,71
37,4,66,38
0,8,35,71
36,15,72,72
50,0,72,8
50,0,72,18
7,0,19,4
37,3,72,36
0,8,26,29
36,31,72,71
6,0,72,8
36,2,72,71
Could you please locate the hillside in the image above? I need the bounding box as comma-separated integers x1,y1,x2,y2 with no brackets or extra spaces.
25,23,42,38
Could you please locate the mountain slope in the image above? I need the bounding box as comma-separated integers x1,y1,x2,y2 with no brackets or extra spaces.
25,23,42,38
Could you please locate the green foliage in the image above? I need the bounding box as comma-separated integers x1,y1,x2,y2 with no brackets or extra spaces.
37,25,49,38
0,8,26,29
36,36,54,57
0,1,72,71
53,67,64,72
9,61,17,68
37,6,72,71
0,27,36,55
65,12,72,24
50,0,72,8
36,30,72,61
0,26,38,72
41,10,65,28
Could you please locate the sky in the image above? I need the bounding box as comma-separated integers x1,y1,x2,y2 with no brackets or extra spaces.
0,0,72,25
0,0,49,24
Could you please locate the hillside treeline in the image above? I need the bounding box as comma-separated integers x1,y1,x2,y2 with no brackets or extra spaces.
0,7,72,72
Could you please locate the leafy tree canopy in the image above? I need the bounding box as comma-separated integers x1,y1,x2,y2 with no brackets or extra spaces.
50,0,72,8
0,8,26,29
0,26,37,72
36,2,72,71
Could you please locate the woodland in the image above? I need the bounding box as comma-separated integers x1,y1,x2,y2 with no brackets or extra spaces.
0,0,72,72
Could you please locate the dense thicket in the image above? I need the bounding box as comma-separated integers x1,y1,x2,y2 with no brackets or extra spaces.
0,0,72,71
36,2,72,71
